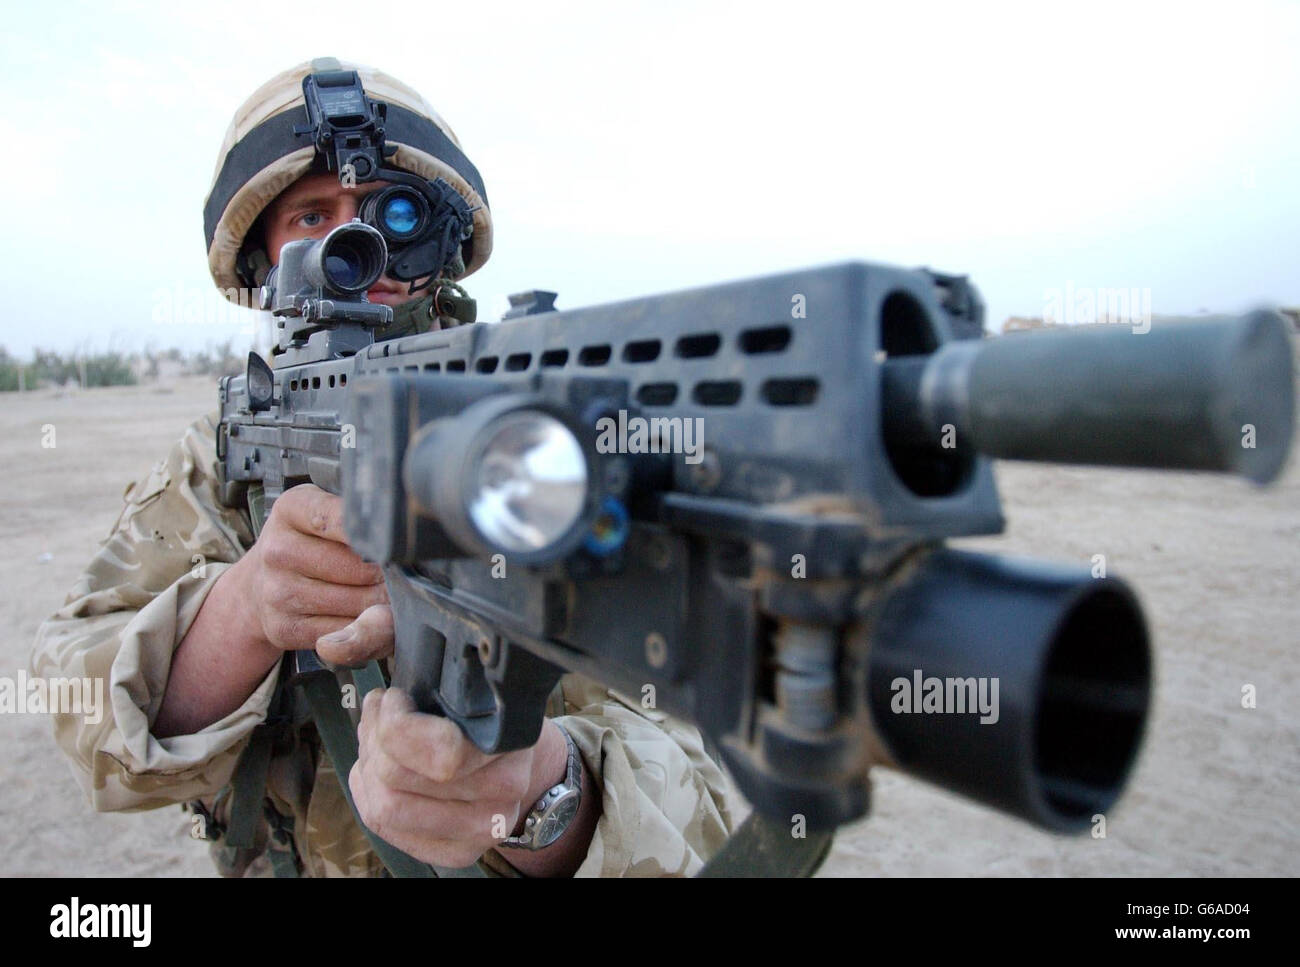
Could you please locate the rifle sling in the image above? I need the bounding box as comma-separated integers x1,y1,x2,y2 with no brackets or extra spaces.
224,725,273,850
225,656,291,851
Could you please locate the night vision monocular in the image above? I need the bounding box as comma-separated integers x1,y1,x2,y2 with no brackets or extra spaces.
293,67,476,293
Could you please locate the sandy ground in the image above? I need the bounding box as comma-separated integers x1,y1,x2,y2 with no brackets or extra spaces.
1,372,1296,877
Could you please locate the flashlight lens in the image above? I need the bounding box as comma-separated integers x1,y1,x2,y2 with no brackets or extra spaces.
383,196,420,236
467,413,588,553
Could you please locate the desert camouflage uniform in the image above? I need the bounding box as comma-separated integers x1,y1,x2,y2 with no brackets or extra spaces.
31,387,738,877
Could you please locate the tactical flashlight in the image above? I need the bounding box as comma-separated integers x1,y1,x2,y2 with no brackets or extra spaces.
403,395,599,564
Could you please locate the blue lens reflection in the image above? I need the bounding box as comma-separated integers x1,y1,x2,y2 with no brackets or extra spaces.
383,196,420,235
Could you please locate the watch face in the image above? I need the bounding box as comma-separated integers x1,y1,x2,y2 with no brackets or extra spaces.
534,791,580,848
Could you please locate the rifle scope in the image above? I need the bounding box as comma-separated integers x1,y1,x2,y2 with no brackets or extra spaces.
301,221,388,295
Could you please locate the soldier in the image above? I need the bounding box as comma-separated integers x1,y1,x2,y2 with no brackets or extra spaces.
31,58,737,877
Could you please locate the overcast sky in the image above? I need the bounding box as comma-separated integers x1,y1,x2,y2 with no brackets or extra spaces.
1,0,1297,356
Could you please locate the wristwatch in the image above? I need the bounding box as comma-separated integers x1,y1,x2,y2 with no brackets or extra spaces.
499,723,583,850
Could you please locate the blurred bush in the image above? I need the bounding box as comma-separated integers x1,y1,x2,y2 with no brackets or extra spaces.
0,339,249,391
1,347,137,391
182,339,243,378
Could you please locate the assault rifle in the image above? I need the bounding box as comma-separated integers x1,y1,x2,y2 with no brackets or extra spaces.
217,223,1295,876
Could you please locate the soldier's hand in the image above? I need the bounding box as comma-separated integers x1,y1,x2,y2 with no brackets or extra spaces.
350,688,573,870
234,483,394,665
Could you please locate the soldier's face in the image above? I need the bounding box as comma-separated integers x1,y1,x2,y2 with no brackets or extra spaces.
262,172,421,308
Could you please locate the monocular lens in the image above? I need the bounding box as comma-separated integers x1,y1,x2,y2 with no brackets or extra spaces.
360,186,428,241
383,196,420,236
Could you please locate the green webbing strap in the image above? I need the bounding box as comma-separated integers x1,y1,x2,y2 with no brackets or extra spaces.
696,813,835,878
372,283,476,342
264,805,301,878
296,659,488,878
267,843,300,878
225,659,288,850
224,727,273,849
351,660,388,698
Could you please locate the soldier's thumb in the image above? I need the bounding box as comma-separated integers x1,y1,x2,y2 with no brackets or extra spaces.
316,604,395,669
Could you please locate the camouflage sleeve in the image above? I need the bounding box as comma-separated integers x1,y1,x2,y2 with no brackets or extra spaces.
29,413,274,812
552,676,741,877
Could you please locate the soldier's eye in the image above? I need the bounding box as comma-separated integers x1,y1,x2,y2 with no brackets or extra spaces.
299,212,324,228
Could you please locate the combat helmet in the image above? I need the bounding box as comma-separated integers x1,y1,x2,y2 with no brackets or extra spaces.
203,57,491,304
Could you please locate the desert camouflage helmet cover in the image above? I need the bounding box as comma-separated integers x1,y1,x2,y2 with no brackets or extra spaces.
203,57,492,303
